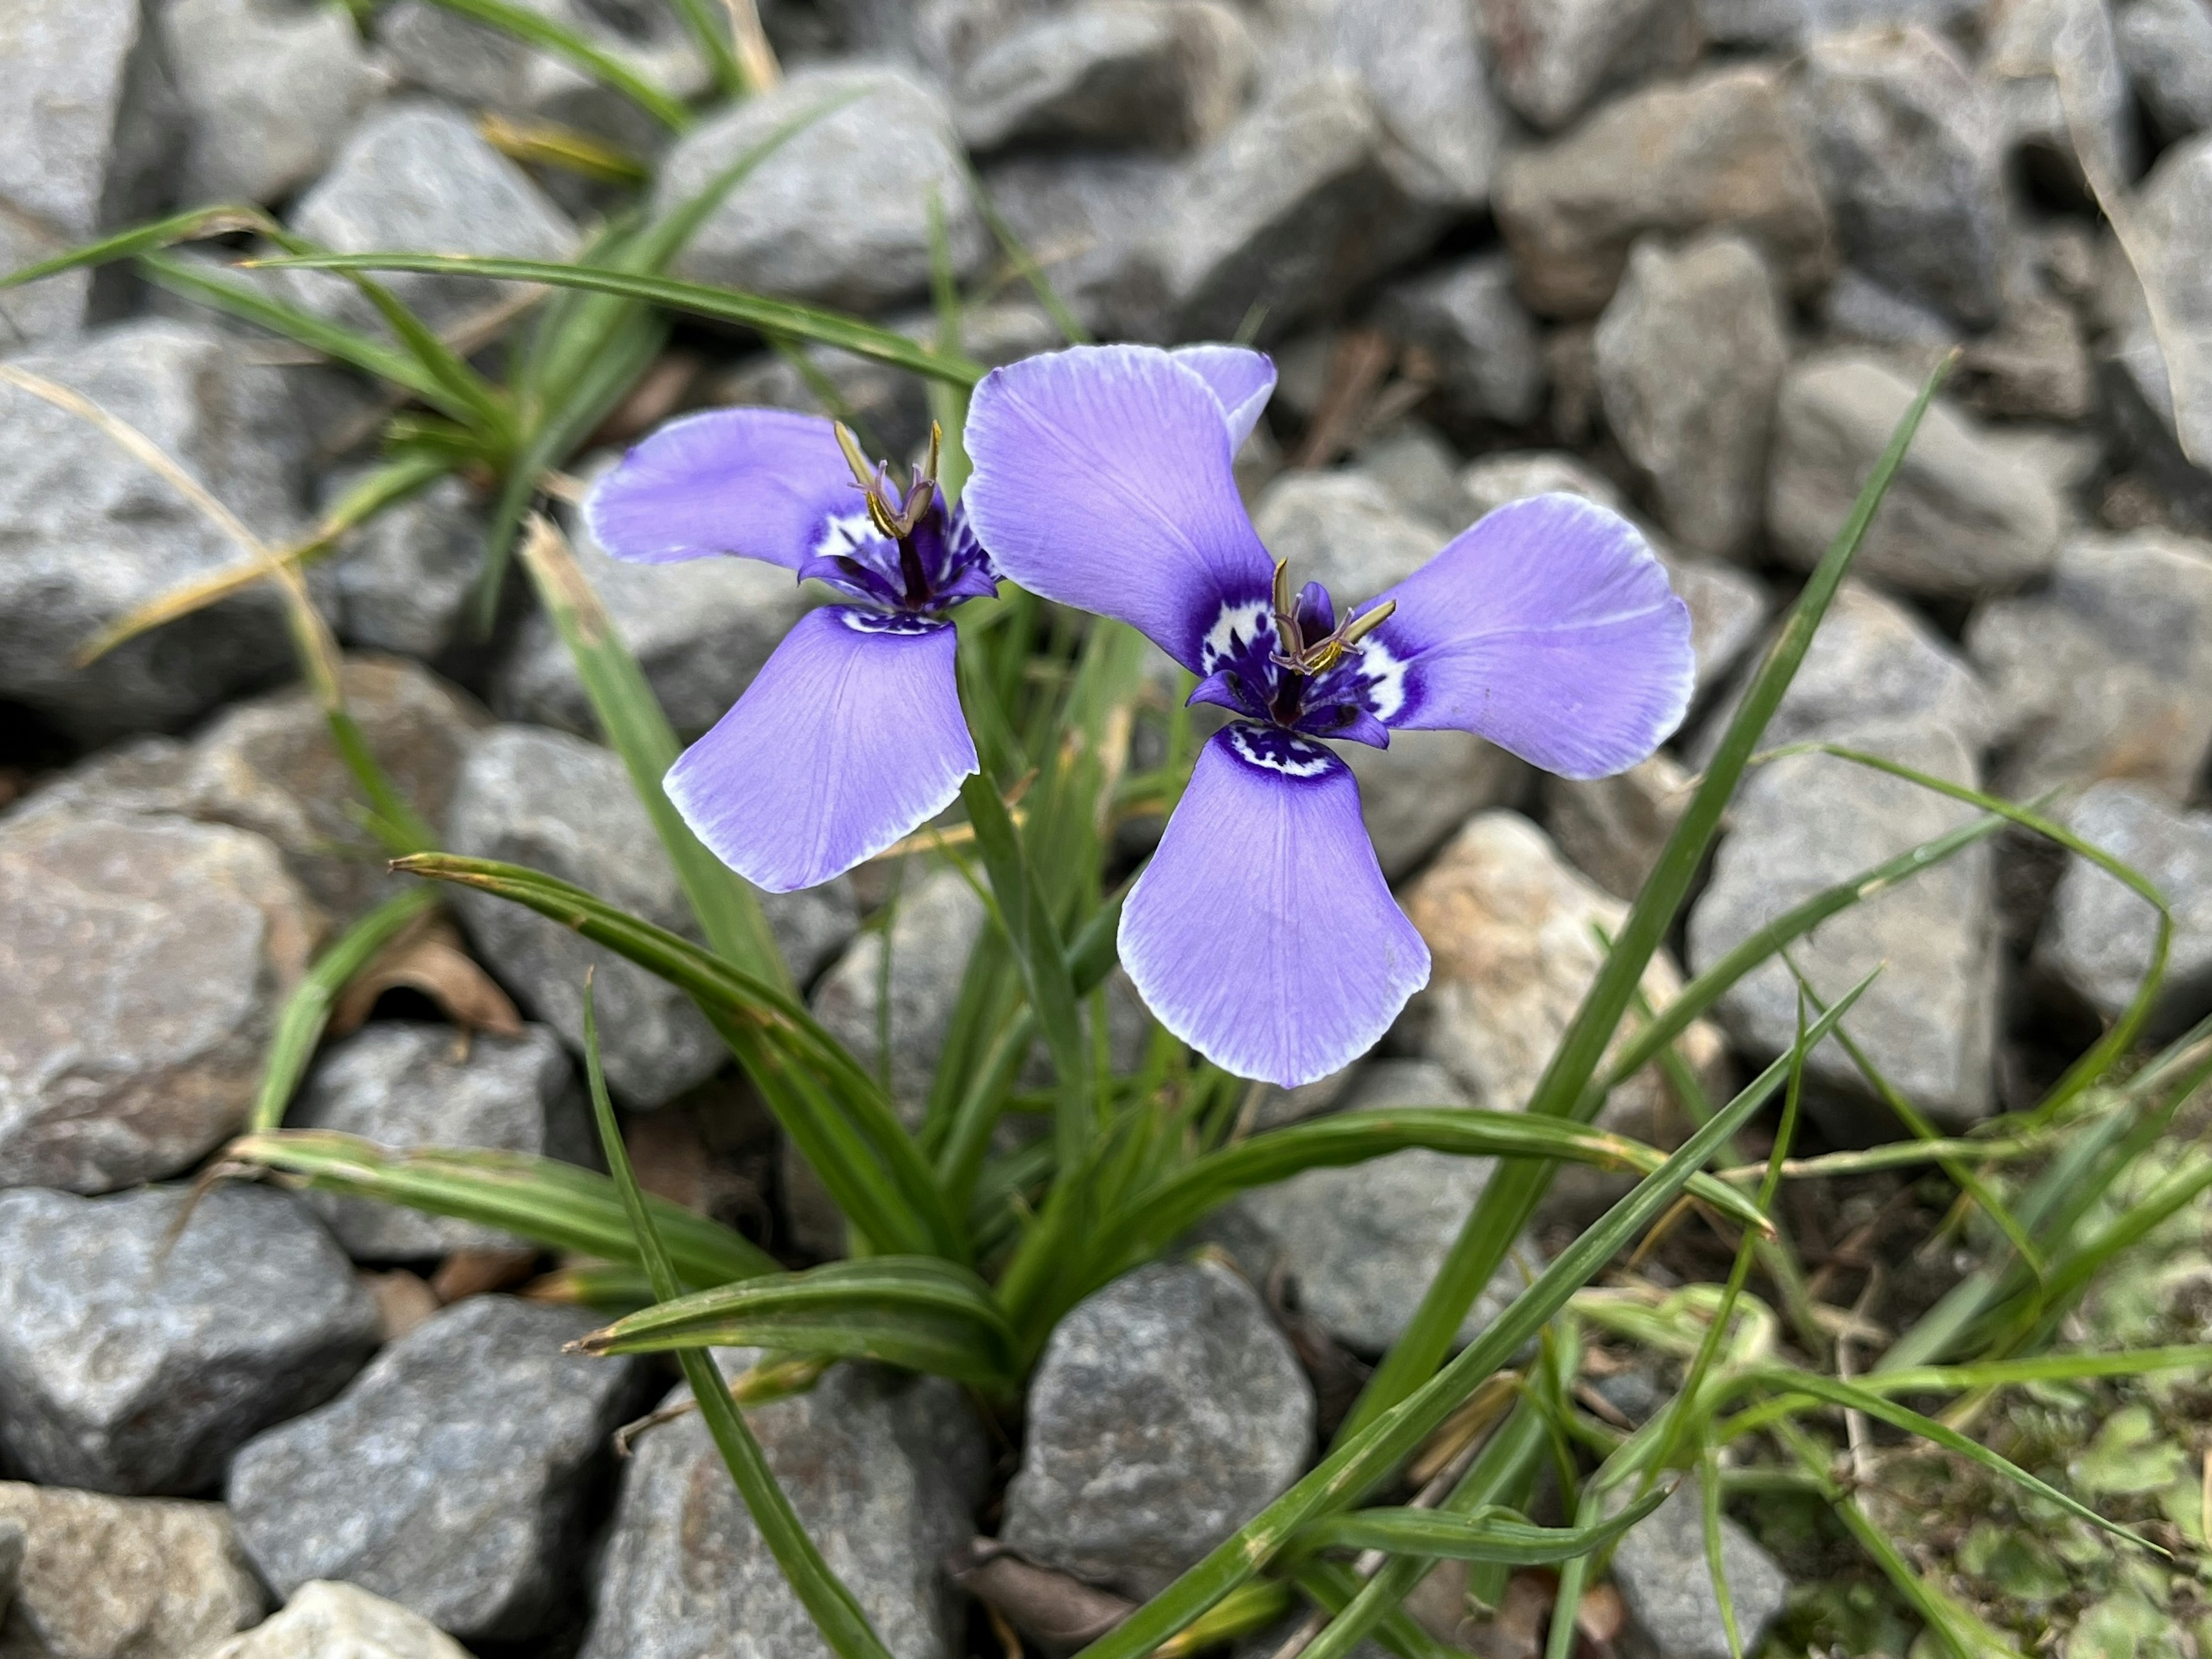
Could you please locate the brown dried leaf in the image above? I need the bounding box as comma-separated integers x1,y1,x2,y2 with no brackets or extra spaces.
950,1541,1134,1650
329,915,522,1039
429,1247,540,1303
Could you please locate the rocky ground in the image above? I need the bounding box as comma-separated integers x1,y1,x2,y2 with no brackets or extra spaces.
2,0,2211,1655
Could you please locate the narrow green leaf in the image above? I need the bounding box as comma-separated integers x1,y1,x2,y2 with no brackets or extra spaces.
580,980,900,1659
250,888,439,1132
1287,1483,1671,1566
514,514,790,989
411,0,692,129
394,852,963,1260
230,1128,777,1290
578,1256,1018,1388
251,254,988,385
1,203,269,290
1338,353,1959,1448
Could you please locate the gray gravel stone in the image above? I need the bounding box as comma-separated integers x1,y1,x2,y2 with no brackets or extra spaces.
582,1353,987,1659
162,0,380,205
446,724,855,1107
1544,752,1695,902
0,809,317,1194
2038,783,2212,1029
330,475,488,666
1984,0,2137,195
0,1517,17,1623
1479,0,1700,132
957,1,1253,153
1699,0,1979,45
1252,470,1440,603
2107,134,2212,466
1145,73,1437,342
0,0,165,345
284,100,579,334
1959,248,2097,421
1596,232,1788,562
1344,733,1531,882
0,1184,377,1495
657,63,986,313
1796,24,2004,328
1611,1478,1789,1659
1767,350,2062,600
2119,0,2212,138
1378,253,1548,429
17,656,483,922
1400,812,1725,1153
1456,452,1770,703
1690,721,1997,1132
199,1580,472,1659
810,866,985,1118
1002,1258,1313,1600
978,150,1177,339
0,1483,264,1659
1966,529,2212,801
1229,1061,1535,1353
1495,65,1836,318
1349,425,1478,532
293,1023,585,1261
230,1296,647,1642
0,320,309,742
1688,579,1995,768
493,466,811,744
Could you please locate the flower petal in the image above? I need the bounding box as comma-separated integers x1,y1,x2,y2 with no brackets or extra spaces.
1120,726,1430,1087
1169,344,1277,448
964,344,1275,672
586,407,872,570
1363,494,1695,779
665,609,975,892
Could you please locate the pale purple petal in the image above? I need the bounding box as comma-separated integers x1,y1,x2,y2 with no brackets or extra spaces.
586,407,868,569
1169,344,1277,448
1120,726,1430,1087
964,344,1275,672
1363,494,1695,779
665,609,975,892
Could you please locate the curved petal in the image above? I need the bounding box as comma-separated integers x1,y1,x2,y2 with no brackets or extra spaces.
1363,494,1695,779
1120,725,1430,1088
585,407,873,570
665,609,976,892
964,344,1275,672
1169,344,1277,448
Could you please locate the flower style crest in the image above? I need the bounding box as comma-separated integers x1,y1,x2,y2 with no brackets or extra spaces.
585,408,997,893
963,344,1695,1086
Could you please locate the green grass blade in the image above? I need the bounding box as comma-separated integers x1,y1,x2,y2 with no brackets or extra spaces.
576,1256,1018,1387
230,1127,777,1289
137,251,453,407
1291,1563,1464,1659
925,190,971,500
1109,1108,1774,1254
394,852,962,1259
412,0,692,129
513,513,790,988
251,254,988,384
1286,1484,1671,1567
580,980,899,1659
661,0,744,97
1336,352,1959,1449
1071,971,1876,1659
249,888,439,1132
961,160,1091,345
1,203,269,290
960,775,1094,1180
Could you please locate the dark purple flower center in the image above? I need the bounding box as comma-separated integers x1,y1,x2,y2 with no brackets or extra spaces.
797,423,997,625
1188,562,1404,749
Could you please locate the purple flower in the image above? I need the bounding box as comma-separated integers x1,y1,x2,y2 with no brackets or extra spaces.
963,344,1695,1087
586,411,996,892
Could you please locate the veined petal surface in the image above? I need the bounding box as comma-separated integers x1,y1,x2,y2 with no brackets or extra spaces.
665,609,975,892
1169,344,1277,448
586,407,870,570
1120,726,1430,1088
1363,494,1694,779
963,344,1275,672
